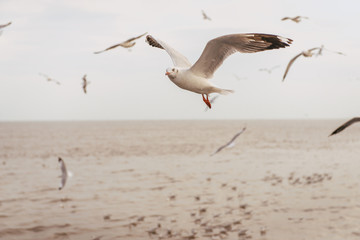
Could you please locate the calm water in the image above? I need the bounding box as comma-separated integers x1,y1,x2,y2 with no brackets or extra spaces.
1,120,360,240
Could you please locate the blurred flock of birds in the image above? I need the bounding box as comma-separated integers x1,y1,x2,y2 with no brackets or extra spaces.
1,9,359,239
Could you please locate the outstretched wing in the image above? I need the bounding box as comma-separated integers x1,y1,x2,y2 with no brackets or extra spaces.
211,127,246,156
146,35,192,68
190,33,292,79
123,32,148,43
329,117,360,136
0,22,11,30
282,52,303,81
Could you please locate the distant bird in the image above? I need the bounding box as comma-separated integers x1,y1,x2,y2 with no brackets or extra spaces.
211,127,246,156
282,47,321,81
0,21,11,36
329,117,360,136
202,10,212,21
58,157,72,190
259,65,279,74
39,73,61,85
281,16,308,23
82,74,90,94
204,95,219,111
146,33,292,109
233,74,247,81
94,32,147,54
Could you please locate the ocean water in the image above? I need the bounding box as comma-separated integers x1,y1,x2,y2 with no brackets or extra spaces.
1,120,360,240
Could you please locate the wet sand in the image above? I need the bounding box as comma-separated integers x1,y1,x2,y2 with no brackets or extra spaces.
1,120,360,240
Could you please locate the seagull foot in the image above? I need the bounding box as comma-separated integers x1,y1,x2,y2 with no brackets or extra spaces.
202,94,212,109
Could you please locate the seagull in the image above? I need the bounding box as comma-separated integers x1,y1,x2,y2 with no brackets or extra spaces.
202,10,212,21
94,32,147,54
211,127,246,156
39,73,61,85
146,33,292,108
233,74,247,81
329,117,360,136
259,65,280,74
281,16,309,23
204,95,219,111
58,157,72,190
282,47,321,81
82,74,90,94
0,21,11,36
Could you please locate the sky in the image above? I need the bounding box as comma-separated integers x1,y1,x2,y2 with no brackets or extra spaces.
1,0,360,121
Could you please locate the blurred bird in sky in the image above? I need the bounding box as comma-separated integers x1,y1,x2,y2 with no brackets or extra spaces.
94,32,147,54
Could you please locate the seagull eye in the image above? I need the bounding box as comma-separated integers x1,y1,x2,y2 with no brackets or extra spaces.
172,68,175,71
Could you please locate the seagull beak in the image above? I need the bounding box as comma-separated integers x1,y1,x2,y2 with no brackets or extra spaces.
165,72,170,76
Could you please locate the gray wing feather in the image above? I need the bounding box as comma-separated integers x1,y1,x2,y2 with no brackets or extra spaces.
191,33,292,79
211,127,246,156
282,52,303,81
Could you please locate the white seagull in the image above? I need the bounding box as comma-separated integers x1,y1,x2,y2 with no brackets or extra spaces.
329,117,360,136
146,33,292,108
211,127,246,156
58,157,72,190
282,47,321,81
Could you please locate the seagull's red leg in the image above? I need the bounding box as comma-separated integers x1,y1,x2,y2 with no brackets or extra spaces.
202,94,211,109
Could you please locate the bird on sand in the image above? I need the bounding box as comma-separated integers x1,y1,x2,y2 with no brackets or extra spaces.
39,73,61,85
58,157,72,190
94,32,147,54
146,33,292,109
259,65,279,74
82,74,90,94
329,117,360,136
281,16,308,23
202,10,212,21
211,127,246,156
282,47,322,81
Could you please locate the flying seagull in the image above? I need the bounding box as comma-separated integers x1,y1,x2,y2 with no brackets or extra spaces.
146,33,292,108
58,157,72,190
39,73,61,85
281,16,309,23
94,32,147,54
282,47,321,81
211,127,246,156
204,95,219,111
82,74,90,94
202,10,212,21
259,65,280,74
329,117,360,136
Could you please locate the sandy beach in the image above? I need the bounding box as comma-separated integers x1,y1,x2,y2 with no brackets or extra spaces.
1,120,360,240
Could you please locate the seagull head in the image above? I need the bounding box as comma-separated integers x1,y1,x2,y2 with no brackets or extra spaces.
165,67,178,79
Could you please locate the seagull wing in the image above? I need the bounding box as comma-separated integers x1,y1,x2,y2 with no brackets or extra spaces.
124,32,148,43
282,52,303,81
211,127,246,156
94,43,128,54
0,22,11,30
190,33,292,79
329,117,360,136
281,17,290,21
146,35,192,68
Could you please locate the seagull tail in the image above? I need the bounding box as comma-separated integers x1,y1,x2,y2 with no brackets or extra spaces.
214,87,234,95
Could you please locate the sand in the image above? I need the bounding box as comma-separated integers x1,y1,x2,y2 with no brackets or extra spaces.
1,120,360,240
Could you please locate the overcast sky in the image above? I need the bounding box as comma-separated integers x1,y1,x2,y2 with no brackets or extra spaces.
1,0,359,121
